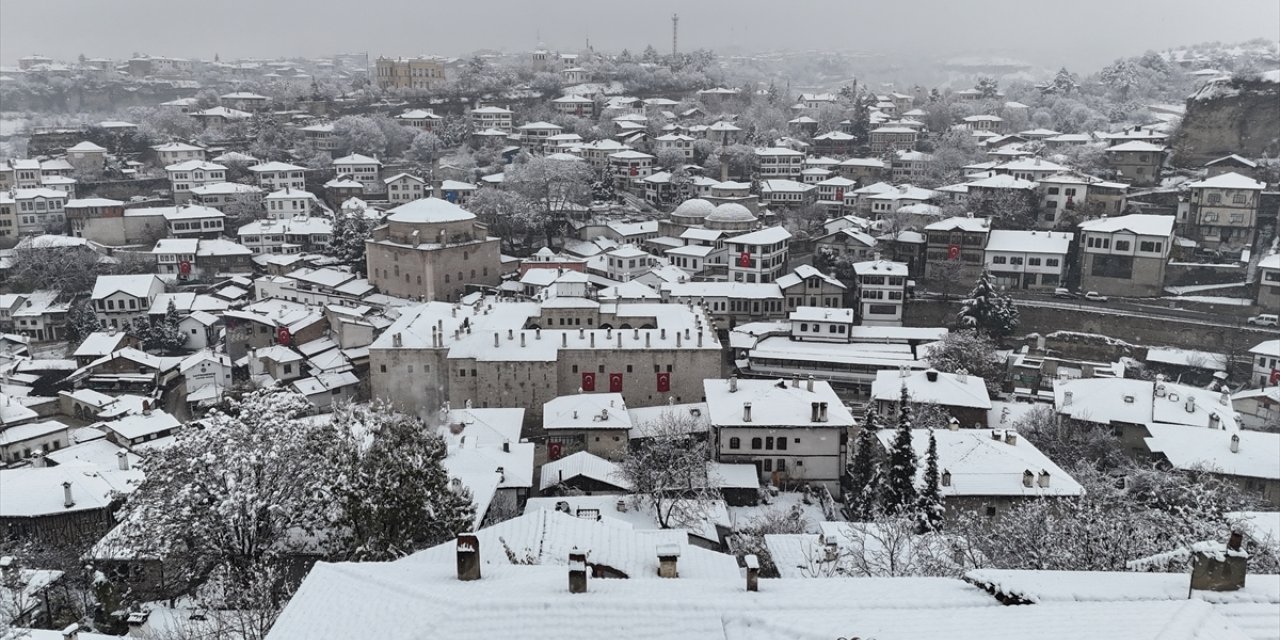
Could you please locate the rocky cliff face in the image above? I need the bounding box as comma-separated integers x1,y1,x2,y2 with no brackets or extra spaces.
1173,76,1280,166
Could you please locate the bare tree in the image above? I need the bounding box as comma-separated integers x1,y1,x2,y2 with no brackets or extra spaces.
619,410,717,529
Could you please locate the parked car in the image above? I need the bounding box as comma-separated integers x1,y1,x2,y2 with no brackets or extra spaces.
1084,291,1109,302
1053,288,1077,299
1247,313,1279,327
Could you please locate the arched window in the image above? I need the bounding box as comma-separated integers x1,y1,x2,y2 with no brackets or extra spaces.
750,437,762,450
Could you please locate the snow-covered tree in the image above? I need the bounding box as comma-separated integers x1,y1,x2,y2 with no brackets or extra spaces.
407,131,445,166
975,77,1000,99
880,386,918,514
957,271,1021,343
505,156,595,245
9,240,103,293
325,211,371,271
915,429,944,532
926,330,1003,397
467,188,539,252
63,301,102,347
143,299,189,354
1045,67,1079,96
332,115,388,157
655,147,686,171
117,390,341,591
329,402,475,561
590,166,617,204
845,410,883,520
619,410,717,529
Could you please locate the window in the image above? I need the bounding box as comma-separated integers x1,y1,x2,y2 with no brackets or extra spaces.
776,459,786,472
750,437,762,450
729,437,740,449
985,506,998,517
1027,257,1041,266
283,364,293,374
1207,192,1222,205
1045,258,1060,267
380,364,387,373
1114,240,1131,252
992,256,1007,264
1232,192,1246,205
777,438,787,451
762,459,772,472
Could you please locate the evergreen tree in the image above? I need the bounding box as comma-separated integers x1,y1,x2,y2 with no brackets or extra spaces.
845,409,883,521
957,271,1021,343
63,301,102,347
916,428,944,532
881,386,918,514
146,299,189,353
332,403,475,560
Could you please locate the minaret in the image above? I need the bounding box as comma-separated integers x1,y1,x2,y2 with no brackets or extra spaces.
671,13,679,57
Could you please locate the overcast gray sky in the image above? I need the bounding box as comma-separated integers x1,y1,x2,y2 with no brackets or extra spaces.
2,0,1277,70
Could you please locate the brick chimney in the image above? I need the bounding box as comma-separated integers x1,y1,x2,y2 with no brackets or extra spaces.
745,554,760,591
1190,533,1247,592
456,534,481,581
569,547,588,593
657,543,681,578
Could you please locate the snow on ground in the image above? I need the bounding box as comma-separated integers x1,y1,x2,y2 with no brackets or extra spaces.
1162,295,1254,306
1164,282,1249,295
728,491,833,533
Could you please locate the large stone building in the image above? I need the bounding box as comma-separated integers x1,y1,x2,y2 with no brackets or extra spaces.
365,197,502,301
374,56,446,90
368,297,723,422
1179,172,1266,254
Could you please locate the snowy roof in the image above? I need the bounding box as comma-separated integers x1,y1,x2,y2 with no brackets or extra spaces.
1105,141,1166,152
102,410,181,441
0,464,142,517
1145,423,1279,480
967,174,1037,190
729,226,792,246
851,259,909,276
871,369,992,410
703,378,855,428
152,142,204,152
875,428,1083,497
789,306,853,323
162,204,225,220
1078,214,1174,237
1053,378,1240,431
271,560,1248,640
925,216,990,233
1145,347,1228,371
543,393,631,431
776,264,845,290
0,419,69,447
66,141,107,153
539,451,631,492
249,161,306,173
385,197,475,224
1185,172,1266,190
332,153,381,166
984,230,1072,255
760,179,815,194
1205,154,1258,169
189,181,261,196
90,274,163,300
72,331,131,359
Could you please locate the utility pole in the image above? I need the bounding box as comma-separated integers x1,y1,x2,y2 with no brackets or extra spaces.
671,13,679,57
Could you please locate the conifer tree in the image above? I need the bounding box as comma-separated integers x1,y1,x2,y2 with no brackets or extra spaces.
916,428,944,532
957,271,1020,343
881,386,918,514
845,409,883,521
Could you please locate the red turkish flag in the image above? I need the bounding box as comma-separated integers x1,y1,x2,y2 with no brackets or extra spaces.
178,260,191,276
609,373,623,393
548,442,564,460
581,372,596,392
947,244,961,261
276,326,291,345
1270,369,1280,386
738,251,752,268
629,166,638,177
835,187,844,201
656,372,671,393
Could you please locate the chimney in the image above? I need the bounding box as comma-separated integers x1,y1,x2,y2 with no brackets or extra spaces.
1190,533,1248,592
591,333,596,348
657,544,681,578
948,417,960,431
791,375,799,388
520,333,526,348
536,328,542,340
562,333,568,347
925,369,939,382
125,611,149,630
569,548,588,593
941,469,952,487
810,402,821,423
730,376,738,393
494,332,500,348
1004,431,1018,446
456,534,481,581
1022,470,1034,488
1037,470,1050,488
508,329,514,340
1230,433,1240,453
1185,396,1196,413
806,375,814,392
742,402,752,422
1063,391,1073,406
697,332,703,347
393,332,403,347
63,481,74,508
616,498,628,513
31,452,44,468
117,451,129,471
745,554,760,591
0,556,15,582
61,623,80,640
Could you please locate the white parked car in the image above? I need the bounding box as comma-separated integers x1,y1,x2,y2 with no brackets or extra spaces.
1247,313,1278,327
1084,291,1109,302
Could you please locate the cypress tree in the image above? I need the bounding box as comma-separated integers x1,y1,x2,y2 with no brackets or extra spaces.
845,409,882,521
881,385,918,514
